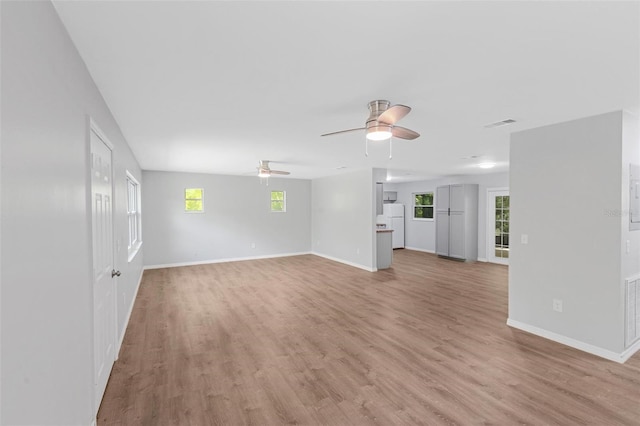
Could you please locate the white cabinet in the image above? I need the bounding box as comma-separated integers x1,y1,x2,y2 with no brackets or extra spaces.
436,184,478,261
383,191,397,202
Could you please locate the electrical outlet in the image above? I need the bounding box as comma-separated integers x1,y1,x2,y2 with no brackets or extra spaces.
553,299,563,313
251,242,256,249
521,234,529,244
356,248,360,255
626,240,631,254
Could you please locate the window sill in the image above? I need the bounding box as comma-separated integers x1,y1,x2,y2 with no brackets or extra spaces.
413,218,434,222
128,241,143,263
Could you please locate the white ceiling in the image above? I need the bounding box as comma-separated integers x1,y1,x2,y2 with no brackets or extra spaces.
53,1,639,182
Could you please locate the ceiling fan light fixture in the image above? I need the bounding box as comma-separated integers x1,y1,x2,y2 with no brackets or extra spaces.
478,162,496,169
258,170,270,177
366,125,392,141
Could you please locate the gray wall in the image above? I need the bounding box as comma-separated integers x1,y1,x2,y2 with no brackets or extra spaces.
142,171,311,267
387,172,509,260
312,169,376,271
509,111,639,357
1,2,143,424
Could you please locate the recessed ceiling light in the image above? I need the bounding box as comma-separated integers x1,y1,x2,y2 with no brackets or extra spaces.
478,162,496,169
484,119,516,129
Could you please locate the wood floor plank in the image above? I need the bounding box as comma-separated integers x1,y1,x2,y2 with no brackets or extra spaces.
99,251,640,425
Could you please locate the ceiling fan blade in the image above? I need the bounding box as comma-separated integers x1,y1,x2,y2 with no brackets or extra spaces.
270,170,290,175
391,126,420,140
377,105,411,125
321,127,365,137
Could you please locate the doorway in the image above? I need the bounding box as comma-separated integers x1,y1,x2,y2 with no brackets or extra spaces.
487,188,509,265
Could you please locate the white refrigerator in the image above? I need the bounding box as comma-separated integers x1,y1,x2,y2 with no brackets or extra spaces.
383,203,405,249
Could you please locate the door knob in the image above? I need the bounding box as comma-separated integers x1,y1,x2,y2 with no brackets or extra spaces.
111,269,121,278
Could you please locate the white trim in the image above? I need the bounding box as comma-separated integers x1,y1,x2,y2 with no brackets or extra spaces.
507,318,639,363
405,247,435,254
184,187,205,213
127,241,142,263
89,118,114,150
126,171,142,261
311,252,376,272
91,419,97,426
144,251,312,270
270,189,287,213
411,191,434,220
486,187,510,265
477,257,488,262
116,268,144,359
621,337,640,362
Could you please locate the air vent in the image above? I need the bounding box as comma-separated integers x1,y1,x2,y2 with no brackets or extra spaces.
484,119,516,129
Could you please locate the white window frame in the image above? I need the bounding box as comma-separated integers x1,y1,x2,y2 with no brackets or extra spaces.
270,190,286,213
126,171,142,262
184,188,205,213
413,191,434,221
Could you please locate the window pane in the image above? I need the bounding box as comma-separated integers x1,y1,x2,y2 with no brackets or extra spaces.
271,191,284,201
503,210,510,222
425,193,433,205
495,209,503,220
271,201,284,212
414,207,434,219
185,199,203,211
185,188,202,199
496,196,503,208
414,193,434,207
503,196,510,208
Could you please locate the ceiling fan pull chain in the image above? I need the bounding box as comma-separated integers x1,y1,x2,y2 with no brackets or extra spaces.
365,135,369,157
389,136,393,159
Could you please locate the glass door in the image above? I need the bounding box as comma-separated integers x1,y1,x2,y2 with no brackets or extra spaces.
488,189,509,265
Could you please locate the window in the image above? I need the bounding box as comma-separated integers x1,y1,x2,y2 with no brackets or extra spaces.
413,192,434,219
271,190,286,212
126,172,142,261
185,188,204,212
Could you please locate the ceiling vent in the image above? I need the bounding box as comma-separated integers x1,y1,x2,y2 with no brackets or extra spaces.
484,119,516,129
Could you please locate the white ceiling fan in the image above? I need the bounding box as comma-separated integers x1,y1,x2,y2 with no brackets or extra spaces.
257,160,290,178
321,100,420,158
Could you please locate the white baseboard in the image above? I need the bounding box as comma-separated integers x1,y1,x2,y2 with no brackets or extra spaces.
507,318,637,363
621,338,640,363
144,251,312,270
405,247,435,254
311,252,376,272
477,257,488,262
116,268,144,358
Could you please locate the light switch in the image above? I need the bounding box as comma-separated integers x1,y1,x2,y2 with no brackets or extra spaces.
521,234,528,244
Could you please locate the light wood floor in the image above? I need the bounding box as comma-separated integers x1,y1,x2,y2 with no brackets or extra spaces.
99,250,640,425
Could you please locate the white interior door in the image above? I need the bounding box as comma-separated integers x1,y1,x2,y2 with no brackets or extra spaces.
487,189,510,265
90,125,116,412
